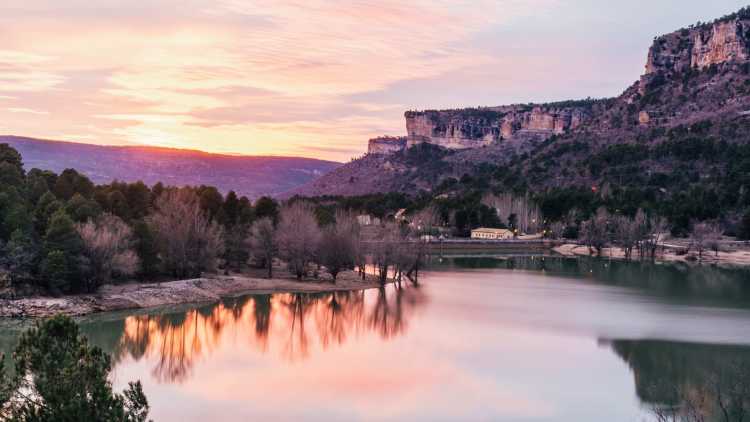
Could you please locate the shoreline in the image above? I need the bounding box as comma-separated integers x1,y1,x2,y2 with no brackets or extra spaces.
0,272,391,319
553,243,750,267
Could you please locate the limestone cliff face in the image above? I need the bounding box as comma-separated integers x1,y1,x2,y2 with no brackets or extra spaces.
367,136,407,155
404,105,589,150
370,11,750,157
642,16,750,89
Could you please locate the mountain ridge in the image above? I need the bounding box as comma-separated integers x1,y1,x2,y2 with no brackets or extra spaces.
2,136,340,199
290,7,750,202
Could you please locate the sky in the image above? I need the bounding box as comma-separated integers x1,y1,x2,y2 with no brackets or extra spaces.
0,1,748,161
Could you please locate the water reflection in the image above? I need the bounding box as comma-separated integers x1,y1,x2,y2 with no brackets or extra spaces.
3,255,750,421
105,286,425,383
608,339,750,419
430,255,750,309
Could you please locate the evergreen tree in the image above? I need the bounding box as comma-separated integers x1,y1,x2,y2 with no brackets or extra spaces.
107,189,131,220
40,250,69,293
198,186,224,221
43,210,84,291
222,190,240,226
24,169,53,205
65,193,103,223
53,169,94,201
34,192,62,235
0,162,24,188
1,229,40,285
238,196,254,225
132,220,160,279
0,187,32,242
125,181,152,220
254,196,279,224
223,225,250,271
0,143,23,173
0,315,150,421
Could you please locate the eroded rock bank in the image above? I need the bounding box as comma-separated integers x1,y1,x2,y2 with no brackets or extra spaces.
0,272,390,319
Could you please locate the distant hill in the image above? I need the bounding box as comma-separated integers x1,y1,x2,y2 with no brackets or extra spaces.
1,136,340,199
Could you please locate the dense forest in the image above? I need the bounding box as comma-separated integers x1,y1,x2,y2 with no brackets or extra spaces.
0,143,280,294
0,143,433,296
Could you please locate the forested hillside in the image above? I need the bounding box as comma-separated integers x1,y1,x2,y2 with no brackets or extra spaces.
291,8,750,237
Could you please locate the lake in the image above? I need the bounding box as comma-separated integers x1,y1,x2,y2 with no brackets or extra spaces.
4,255,750,421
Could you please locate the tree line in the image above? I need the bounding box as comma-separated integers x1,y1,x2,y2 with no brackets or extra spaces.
0,143,275,293
571,207,724,260
0,144,439,295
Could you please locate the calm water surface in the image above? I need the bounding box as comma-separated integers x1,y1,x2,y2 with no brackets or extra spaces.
5,256,750,421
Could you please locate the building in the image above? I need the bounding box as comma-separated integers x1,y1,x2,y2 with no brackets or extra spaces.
357,214,381,226
471,228,514,240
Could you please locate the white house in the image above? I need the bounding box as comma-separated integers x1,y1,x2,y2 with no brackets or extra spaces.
471,228,514,240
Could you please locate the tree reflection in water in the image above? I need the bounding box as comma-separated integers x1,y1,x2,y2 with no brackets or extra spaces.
112,285,426,383
608,339,750,421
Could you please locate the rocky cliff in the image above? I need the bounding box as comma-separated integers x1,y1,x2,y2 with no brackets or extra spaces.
641,11,750,90
367,136,407,155
291,7,750,201
403,104,591,151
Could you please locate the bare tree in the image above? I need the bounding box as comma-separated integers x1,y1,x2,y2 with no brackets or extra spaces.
482,193,543,234
148,189,225,278
638,215,669,260
77,213,139,288
371,222,404,285
691,221,723,260
318,211,359,282
613,214,639,260
249,217,277,279
407,205,440,282
549,221,566,240
580,207,610,256
276,201,321,279
353,225,368,281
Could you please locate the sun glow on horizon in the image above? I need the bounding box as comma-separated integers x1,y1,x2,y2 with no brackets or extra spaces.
0,1,748,160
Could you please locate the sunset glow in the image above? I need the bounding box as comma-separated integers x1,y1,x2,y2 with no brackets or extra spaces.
0,1,747,160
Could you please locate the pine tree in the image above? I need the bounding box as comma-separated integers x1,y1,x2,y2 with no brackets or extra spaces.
2,229,40,285
0,315,150,421
43,210,84,291
40,250,69,292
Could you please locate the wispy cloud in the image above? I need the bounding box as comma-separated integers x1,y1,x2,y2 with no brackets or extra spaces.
6,107,49,115
3,0,732,160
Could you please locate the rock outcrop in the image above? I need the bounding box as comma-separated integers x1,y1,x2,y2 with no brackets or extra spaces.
367,136,407,155
403,105,591,151
291,6,750,199
374,11,750,157
641,13,750,90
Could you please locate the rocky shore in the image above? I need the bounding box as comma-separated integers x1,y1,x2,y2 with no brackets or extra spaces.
553,243,750,267
0,271,389,319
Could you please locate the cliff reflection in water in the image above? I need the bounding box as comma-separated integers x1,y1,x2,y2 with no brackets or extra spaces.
109,286,425,383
